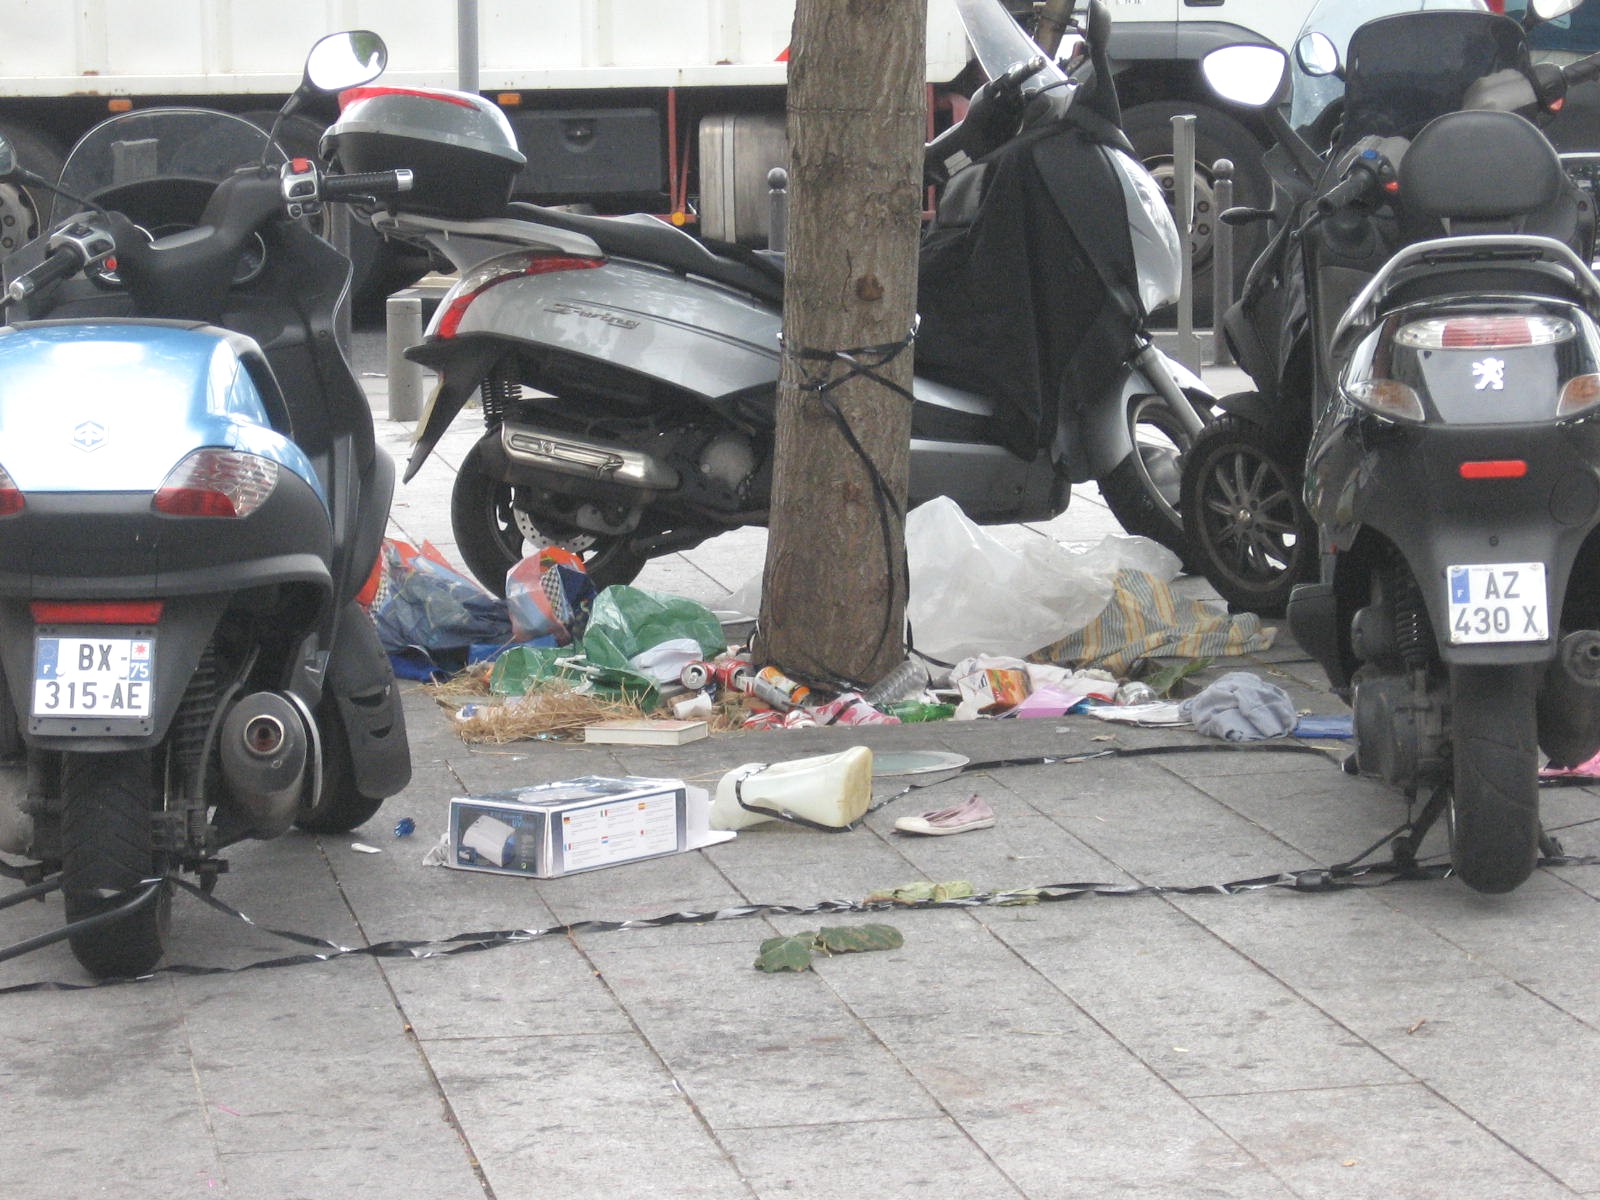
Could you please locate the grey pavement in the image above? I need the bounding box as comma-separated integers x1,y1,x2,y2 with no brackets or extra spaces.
5,347,1600,1199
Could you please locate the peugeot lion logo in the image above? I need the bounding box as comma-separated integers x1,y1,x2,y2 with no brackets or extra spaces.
71,420,107,451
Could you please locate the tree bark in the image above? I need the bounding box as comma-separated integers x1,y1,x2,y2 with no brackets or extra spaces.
756,0,927,688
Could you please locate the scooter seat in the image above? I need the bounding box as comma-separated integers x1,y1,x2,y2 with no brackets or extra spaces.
505,202,785,305
1401,110,1565,231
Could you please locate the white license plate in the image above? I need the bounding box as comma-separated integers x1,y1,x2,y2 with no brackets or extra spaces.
1446,562,1548,644
32,632,154,719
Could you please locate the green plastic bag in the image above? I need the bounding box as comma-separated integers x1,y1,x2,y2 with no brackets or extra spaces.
580,586,726,672
489,587,724,707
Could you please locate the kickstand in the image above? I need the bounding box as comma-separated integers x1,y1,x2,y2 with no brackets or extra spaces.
1333,786,1450,877
1388,786,1450,872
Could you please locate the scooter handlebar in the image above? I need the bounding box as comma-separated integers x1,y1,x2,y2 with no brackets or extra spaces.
1564,50,1600,89
322,169,414,201
6,244,85,303
1316,169,1379,216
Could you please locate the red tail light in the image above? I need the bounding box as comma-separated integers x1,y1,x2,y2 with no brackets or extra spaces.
153,450,279,518
338,85,480,112
31,600,163,625
0,463,21,516
1459,460,1528,480
435,252,605,339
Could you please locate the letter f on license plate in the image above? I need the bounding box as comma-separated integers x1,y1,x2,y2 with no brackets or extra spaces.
1446,562,1548,644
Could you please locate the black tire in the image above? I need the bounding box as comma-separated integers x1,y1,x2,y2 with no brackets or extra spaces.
0,117,65,265
1179,413,1316,616
60,750,171,979
1097,391,1199,570
1121,101,1271,326
295,697,385,835
1448,665,1542,894
451,439,649,598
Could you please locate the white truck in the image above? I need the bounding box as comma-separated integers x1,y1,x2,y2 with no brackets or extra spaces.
0,0,1319,306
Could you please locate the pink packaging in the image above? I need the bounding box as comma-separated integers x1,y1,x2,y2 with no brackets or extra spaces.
811,693,901,726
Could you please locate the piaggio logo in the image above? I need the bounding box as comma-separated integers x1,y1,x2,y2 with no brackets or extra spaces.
71,420,107,451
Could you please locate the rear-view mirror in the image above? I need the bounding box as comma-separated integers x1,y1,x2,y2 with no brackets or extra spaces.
1201,44,1289,109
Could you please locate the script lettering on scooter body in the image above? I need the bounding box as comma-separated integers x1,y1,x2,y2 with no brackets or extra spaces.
544,301,640,330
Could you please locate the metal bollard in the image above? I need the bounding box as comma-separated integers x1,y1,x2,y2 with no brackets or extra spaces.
1210,157,1234,366
386,293,425,423
1169,113,1202,374
767,167,789,253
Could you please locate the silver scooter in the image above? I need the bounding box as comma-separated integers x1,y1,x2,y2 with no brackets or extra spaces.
333,0,1212,593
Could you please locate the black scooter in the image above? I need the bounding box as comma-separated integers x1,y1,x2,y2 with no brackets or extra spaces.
1203,2,1600,893
0,33,414,976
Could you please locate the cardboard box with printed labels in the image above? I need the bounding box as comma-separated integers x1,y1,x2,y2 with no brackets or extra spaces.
447,775,728,879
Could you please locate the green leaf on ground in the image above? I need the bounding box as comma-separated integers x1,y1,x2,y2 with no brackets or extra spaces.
864,880,975,904
815,924,904,956
755,934,817,973
1139,657,1212,698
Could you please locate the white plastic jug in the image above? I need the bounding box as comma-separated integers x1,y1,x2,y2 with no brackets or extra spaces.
709,746,874,830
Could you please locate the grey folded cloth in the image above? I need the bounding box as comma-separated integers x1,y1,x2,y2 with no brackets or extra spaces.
1179,671,1297,741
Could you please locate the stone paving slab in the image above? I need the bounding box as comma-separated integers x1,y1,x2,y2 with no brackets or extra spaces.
5,360,1600,1198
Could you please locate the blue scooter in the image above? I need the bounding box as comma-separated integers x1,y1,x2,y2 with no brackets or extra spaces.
0,32,413,977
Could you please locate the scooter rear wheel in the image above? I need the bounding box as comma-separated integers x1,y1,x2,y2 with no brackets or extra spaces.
1448,665,1542,894
451,441,649,598
60,750,171,979
1179,414,1316,616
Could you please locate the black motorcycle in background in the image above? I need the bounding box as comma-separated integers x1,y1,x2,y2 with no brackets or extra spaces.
1196,0,1600,893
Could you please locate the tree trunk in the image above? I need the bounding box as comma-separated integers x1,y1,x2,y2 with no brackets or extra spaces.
756,0,927,688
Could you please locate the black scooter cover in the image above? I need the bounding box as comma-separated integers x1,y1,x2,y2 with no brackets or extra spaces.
914,120,1140,458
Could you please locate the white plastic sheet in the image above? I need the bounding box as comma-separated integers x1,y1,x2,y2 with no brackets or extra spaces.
904,496,1179,665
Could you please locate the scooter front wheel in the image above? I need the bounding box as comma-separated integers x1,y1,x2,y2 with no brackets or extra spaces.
1179,414,1316,616
60,749,171,979
1448,665,1542,894
1098,392,1198,571
450,441,649,598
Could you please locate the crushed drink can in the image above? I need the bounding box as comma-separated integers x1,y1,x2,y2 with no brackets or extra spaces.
740,665,810,710
782,708,818,729
741,710,785,731
681,657,751,691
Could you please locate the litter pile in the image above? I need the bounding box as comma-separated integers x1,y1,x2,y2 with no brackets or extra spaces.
366,496,1283,743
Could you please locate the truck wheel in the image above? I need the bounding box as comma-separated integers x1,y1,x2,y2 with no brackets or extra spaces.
1180,413,1316,616
1448,665,1542,895
60,750,171,979
1121,102,1269,326
451,440,648,597
0,118,64,265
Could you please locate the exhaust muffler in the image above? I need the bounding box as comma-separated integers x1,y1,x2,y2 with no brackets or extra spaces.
219,692,309,838
1537,630,1600,768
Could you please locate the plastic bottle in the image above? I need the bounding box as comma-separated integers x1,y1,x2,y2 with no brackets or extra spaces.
889,700,956,723
861,657,929,706
1116,681,1157,705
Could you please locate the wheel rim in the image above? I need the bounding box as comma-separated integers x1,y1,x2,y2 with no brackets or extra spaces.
1147,157,1217,269
1196,441,1307,589
0,181,42,260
